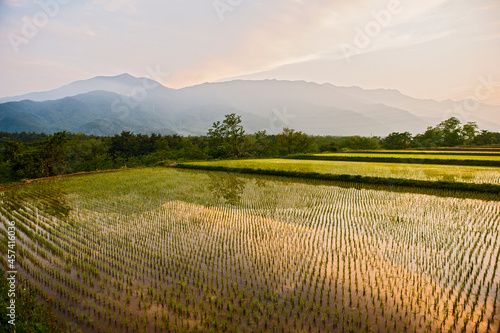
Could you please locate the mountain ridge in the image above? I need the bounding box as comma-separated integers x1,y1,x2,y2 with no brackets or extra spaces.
1,74,499,136
0,73,172,103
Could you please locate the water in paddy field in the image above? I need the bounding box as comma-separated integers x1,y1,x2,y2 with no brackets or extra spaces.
1,168,499,332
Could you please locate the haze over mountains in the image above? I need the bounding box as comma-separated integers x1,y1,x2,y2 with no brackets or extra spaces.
1,74,499,137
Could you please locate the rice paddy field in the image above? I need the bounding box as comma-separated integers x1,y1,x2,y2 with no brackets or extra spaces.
333,150,500,155
1,168,499,332
186,159,500,185
384,149,500,153
313,153,500,161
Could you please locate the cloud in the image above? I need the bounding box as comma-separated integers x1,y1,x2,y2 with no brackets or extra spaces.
0,0,498,100
3,0,24,7
84,28,95,37
162,0,367,87
88,0,137,13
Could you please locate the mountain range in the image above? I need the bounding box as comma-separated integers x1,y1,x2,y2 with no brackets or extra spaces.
1,73,499,136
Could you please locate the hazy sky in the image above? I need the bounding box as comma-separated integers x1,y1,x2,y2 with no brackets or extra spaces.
1,0,499,104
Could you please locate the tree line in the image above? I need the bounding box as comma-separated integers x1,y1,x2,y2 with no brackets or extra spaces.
0,115,498,183
382,117,500,149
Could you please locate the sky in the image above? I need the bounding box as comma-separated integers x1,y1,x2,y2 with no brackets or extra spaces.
0,0,499,105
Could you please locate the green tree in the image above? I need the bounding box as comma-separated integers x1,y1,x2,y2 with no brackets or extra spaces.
179,138,207,160
65,134,112,172
438,117,463,147
382,132,413,150
413,126,443,147
474,130,500,145
462,121,479,145
207,113,246,158
110,131,137,158
341,136,380,150
39,131,68,177
252,130,275,157
2,132,68,180
3,140,42,180
275,128,316,155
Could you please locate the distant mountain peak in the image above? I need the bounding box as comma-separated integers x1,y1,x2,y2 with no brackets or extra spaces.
115,73,133,77
92,73,133,79
0,73,169,103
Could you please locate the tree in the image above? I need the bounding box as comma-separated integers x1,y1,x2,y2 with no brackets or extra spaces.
39,131,68,177
319,142,339,152
413,126,443,147
438,117,464,147
2,140,41,180
207,113,246,158
1,132,68,180
474,130,500,145
382,132,413,150
341,136,380,150
275,128,316,155
179,139,207,160
462,122,479,145
251,130,276,157
110,131,137,158
65,134,112,172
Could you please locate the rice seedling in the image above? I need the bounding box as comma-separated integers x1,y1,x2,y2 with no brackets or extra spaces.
0,168,498,332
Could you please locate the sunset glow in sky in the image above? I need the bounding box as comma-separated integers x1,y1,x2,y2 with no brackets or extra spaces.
1,0,499,104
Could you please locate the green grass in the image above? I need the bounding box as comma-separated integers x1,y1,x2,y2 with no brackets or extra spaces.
345,149,500,155
316,152,500,161
184,159,500,185
288,150,500,167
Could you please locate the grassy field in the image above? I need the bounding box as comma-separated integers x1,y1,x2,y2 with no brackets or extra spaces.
186,159,500,185
0,168,499,332
314,152,500,161
339,149,500,155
